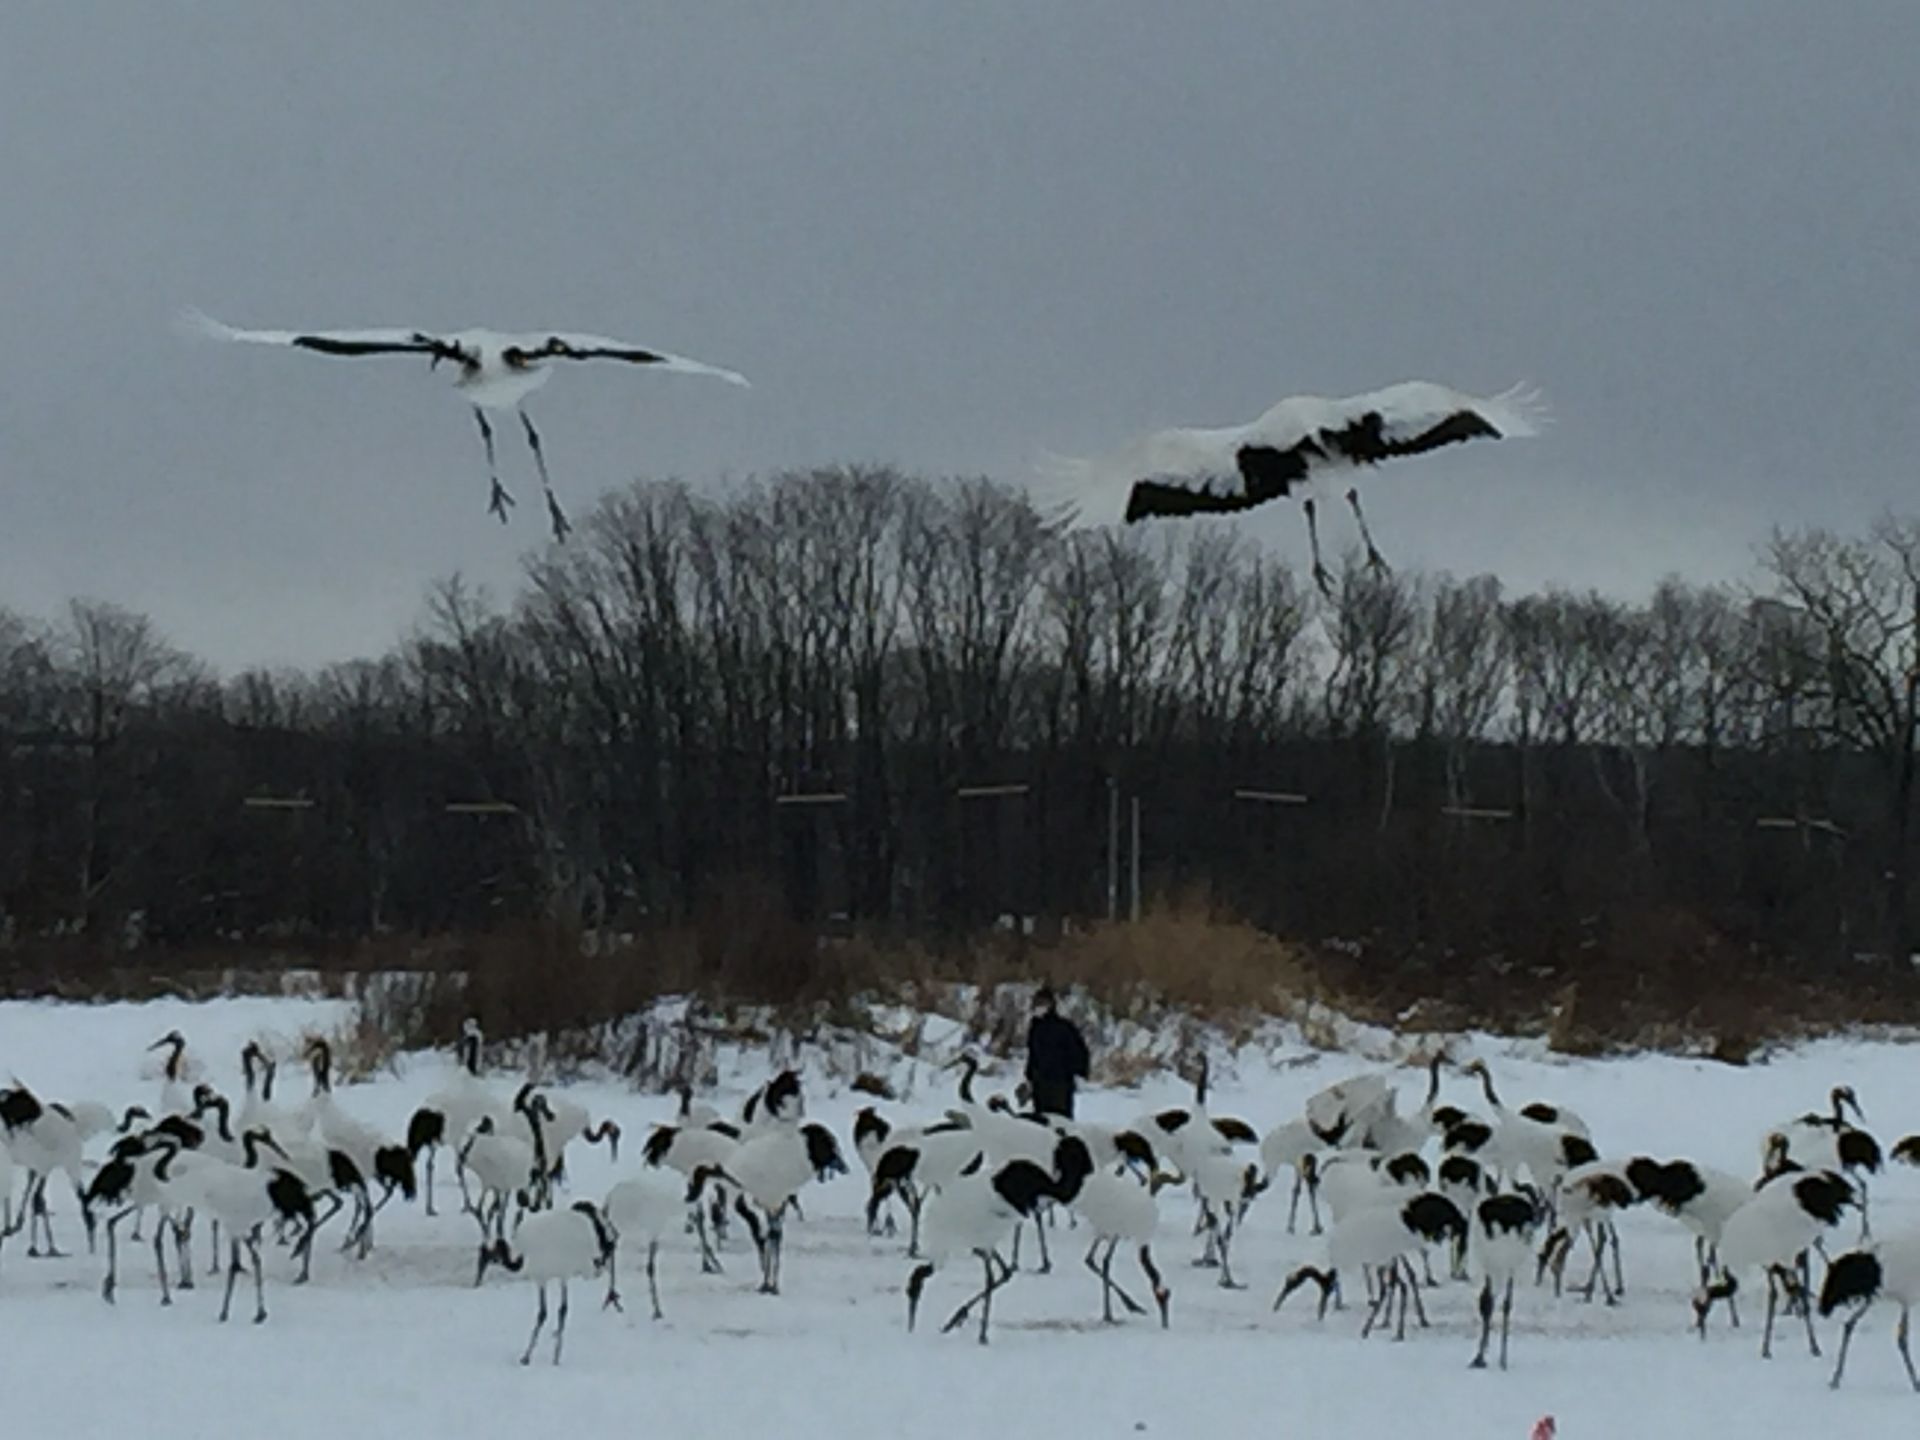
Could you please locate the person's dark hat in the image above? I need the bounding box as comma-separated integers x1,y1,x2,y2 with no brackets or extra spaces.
1034,986,1057,1008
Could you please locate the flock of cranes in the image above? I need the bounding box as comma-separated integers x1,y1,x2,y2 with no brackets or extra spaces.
180,305,1541,587
2,1020,1913,1394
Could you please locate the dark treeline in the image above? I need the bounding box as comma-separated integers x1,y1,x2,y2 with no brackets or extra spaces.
2,468,1917,978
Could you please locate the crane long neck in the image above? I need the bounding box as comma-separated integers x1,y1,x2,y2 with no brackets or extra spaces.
1424,1057,1443,1108
586,1120,619,1147
529,1108,549,1174
583,1205,615,1258
1049,1142,1094,1205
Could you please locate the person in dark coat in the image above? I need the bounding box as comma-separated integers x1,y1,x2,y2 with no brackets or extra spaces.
1025,986,1090,1119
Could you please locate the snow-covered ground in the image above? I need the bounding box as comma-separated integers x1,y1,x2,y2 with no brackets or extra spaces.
2,993,1918,1437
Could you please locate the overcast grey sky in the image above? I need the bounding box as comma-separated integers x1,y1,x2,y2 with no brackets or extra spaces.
3,2,1915,671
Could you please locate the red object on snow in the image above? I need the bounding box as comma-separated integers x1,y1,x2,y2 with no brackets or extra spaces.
1531,1420,1557,1440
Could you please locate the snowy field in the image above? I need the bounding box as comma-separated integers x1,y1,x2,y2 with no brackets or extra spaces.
3,994,1919,1438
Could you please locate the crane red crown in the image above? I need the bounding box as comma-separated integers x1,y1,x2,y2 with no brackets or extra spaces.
1531,1419,1557,1440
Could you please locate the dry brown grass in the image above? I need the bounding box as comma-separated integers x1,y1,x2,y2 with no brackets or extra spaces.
1032,888,1321,1020
9,892,1920,1068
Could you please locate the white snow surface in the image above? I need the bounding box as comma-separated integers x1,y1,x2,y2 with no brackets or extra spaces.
2,991,1918,1436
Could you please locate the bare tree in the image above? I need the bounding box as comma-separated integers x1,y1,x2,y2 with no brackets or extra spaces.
8,486,1920,980
1321,564,1419,830
1417,574,1508,810
1764,518,1920,959
1224,552,1311,745
48,601,193,930
900,479,1049,757
1321,565,1419,739
806,467,908,916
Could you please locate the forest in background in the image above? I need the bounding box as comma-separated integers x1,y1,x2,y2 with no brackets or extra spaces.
3,468,1918,1045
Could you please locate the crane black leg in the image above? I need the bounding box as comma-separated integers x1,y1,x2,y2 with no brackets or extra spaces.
153,1215,174,1305
219,1238,241,1322
475,408,513,522
1085,1239,1118,1321
1761,1267,1780,1359
1303,499,1333,596
1346,487,1390,572
1140,1244,1170,1328
521,1281,547,1366
602,1244,623,1314
1798,1266,1822,1356
520,411,571,543
1088,1236,1144,1320
1829,1302,1865,1389
693,1204,722,1274
977,1249,1000,1345
102,1207,127,1303
767,1212,785,1294
1216,1210,1243,1290
944,1249,1011,1336
172,1213,194,1290
249,1234,267,1323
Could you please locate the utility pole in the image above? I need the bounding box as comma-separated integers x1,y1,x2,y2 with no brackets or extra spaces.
1233,788,1309,928
774,790,848,923
240,793,317,932
1757,813,1850,949
1129,793,1142,922
1106,776,1119,922
958,783,1031,931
